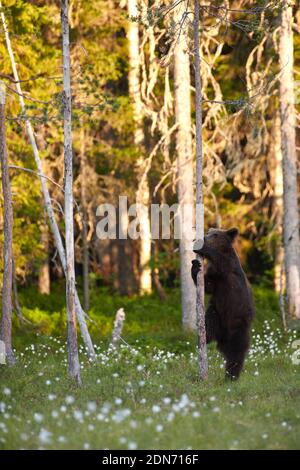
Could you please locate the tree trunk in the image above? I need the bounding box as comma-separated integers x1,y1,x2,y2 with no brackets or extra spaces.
118,203,131,296
279,0,300,320
271,111,285,294
0,81,16,365
0,3,95,358
12,259,25,324
80,126,90,310
127,0,152,295
194,0,208,379
38,223,51,295
174,1,196,330
61,0,81,385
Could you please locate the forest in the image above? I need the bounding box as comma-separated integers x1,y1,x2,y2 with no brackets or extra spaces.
0,0,300,451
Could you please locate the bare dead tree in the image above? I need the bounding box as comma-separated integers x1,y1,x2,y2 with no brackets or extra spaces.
0,81,16,365
61,0,81,385
194,0,208,380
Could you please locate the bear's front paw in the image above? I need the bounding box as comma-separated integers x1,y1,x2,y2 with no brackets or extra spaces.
191,259,201,286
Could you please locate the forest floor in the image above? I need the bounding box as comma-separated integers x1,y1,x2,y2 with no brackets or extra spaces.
0,285,300,450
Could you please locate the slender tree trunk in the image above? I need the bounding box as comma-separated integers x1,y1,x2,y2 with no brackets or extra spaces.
12,259,25,324
174,1,196,330
279,0,300,320
80,126,90,310
0,3,95,358
38,223,51,295
194,1,208,379
0,81,16,365
271,111,285,294
118,204,131,296
61,0,81,385
127,0,152,294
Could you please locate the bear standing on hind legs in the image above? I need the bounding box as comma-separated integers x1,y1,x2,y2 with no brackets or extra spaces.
191,227,254,380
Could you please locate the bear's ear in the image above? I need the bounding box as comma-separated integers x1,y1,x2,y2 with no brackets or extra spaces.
226,227,239,242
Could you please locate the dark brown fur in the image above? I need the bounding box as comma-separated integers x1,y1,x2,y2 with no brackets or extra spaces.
192,227,254,379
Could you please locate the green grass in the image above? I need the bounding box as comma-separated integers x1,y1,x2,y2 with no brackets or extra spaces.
0,286,300,450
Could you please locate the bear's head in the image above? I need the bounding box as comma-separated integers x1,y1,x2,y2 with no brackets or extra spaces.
194,227,239,254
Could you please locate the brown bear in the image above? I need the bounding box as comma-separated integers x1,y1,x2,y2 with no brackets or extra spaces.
191,227,254,380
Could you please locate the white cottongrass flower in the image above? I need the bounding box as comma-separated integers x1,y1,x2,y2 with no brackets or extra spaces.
192,411,200,418
87,401,97,412
128,441,137,450
3,388,11,396
140,398,146,404
65,395,75,405
48,394,56,401
60,405,67,413
83,443,90,450
145,417,153,425
212,406,220,413
112,408,131,423
45,380,51,386
39,428,52,444
34,413,43,423
130,420,138,429
51,410,59,419
73,410,84,422
209,396,216,402
262,433,268,439
162,397,171,405
58,436,66,443
139,380,145,387
115,398,123,405
152,405,161,413
156,424,163,432
119,437,127,444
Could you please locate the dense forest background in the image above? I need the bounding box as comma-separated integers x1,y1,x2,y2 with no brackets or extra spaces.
1,0,299,301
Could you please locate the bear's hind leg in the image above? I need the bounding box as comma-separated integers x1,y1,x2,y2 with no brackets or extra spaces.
224,350,246,380
223,330,250,380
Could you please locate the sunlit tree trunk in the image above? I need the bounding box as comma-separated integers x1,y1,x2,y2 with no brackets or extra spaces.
0,3,95,358
271,112,285,294
279,0,300,320
0,81,16,365
61,0,81,385
194,0,208,379
80,126,90,310
174,1,196,330
38,224,50,295
127,0,152,294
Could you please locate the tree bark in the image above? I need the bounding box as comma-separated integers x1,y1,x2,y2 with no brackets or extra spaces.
0,81,16,365
12,259,25,324
0,3,95,357
80,126,90,310
279,0,300,320
194,0,208,379
38,223,51,295
173,1,197,330
271,111,285,294
61,0,82,385
127,0,152,295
